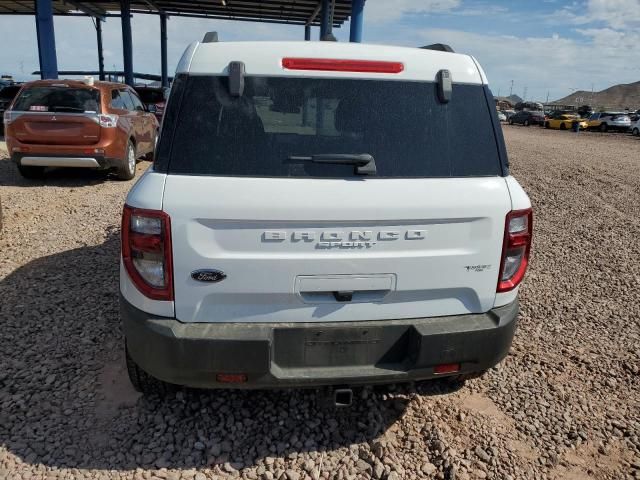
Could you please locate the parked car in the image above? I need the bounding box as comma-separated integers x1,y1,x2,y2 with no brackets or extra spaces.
586,112,631,132
121,38,533,395
497,111,507,122
0,84,21,135
4,78,159,180
508,110,544,126
576,105,594,118
544,113,587,130
631,119,640,136
133,85,168,122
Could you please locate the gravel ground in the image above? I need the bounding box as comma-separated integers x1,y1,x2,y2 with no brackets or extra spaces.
0,127,639,480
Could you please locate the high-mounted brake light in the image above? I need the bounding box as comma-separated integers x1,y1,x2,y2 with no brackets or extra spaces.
497,208,533,292
282,58,404,74
122,205,173,301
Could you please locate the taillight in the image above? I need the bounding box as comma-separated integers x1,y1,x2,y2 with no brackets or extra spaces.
121,205,173,301
497,208,533,292
282,58,404,74
98,114,118,128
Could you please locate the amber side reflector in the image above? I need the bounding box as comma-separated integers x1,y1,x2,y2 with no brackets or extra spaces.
216,373,248,383
433,363,461,375
282,58,404,74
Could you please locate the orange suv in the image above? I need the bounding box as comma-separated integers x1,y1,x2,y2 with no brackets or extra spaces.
3,79,159,180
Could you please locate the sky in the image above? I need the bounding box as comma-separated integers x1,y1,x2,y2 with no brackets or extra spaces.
1,0,639,102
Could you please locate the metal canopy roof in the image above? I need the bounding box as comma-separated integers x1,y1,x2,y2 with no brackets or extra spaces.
0,0,352,26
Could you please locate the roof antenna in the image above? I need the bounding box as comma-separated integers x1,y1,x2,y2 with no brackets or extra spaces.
420,43,455,53
203,31,219,43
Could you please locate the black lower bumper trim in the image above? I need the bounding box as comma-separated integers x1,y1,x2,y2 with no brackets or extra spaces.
121,295,519,389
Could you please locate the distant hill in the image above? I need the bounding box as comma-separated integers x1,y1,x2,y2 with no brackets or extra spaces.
551,81,640,109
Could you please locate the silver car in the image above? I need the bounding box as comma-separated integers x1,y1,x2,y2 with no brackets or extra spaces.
588,112,631,132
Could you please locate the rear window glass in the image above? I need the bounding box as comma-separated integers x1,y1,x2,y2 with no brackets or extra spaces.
135,88,165,104
13,86,100,113
157,75,503,178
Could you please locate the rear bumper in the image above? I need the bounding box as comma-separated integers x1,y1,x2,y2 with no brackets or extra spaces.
12,152,121,169
121,295,519,389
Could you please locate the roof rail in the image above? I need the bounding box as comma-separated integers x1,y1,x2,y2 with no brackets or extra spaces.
203,31,219,43
420,43,455,53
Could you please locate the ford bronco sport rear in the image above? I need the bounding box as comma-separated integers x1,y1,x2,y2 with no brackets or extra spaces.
120,39,532,394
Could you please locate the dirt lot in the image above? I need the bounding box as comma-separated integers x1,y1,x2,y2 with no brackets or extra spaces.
0,127,639,480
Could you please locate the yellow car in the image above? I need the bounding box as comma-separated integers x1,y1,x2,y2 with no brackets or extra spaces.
544,113,588,130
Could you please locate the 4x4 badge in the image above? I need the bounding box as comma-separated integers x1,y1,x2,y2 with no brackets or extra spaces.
191,269,226,283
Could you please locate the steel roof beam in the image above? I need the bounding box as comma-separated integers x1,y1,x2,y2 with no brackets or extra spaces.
63,0,107,18
153,0,350,16
129,8,339,25
131,6,341,23
306,2,321,25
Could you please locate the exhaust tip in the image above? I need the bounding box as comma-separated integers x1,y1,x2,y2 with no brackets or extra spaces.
334,388,353,408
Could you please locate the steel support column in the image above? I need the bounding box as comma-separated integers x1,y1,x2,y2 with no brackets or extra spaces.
319,0,330,39
304,24,311,41
160,13,168,87
96,19,105,80
349,0,364,42
34,0,58,79
120,0,134,86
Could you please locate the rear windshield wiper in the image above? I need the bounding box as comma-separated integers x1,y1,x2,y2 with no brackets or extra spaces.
288,153,377,175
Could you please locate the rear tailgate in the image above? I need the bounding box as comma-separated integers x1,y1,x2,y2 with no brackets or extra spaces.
10,112,101,145
9,84,102,145
164,176,510,323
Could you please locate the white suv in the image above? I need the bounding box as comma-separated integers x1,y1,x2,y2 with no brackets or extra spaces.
120,38,532,395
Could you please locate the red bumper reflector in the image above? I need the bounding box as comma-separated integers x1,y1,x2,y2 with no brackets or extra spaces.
216,373,248,384
433,363,461,375
282,58,404,74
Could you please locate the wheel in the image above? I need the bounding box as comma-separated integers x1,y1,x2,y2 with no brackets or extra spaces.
508,119,514,125
144,131,159,161
17,163,45,179
600,123,608,132
116,141,137,180
524,120,530,127
126,344,174,395
633,128,639,136
544,121,550,129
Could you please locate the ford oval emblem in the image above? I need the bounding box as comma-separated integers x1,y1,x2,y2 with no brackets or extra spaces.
191,269,226,283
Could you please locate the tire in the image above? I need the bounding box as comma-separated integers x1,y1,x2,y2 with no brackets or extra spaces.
544,121,550,129
116,141,137,180
560,123,566,130
144,131,159,161
125,345,174,395
524,120,530,127
17,163,45,179
508,119,514,125
600,123,608,132
633,128,639,136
